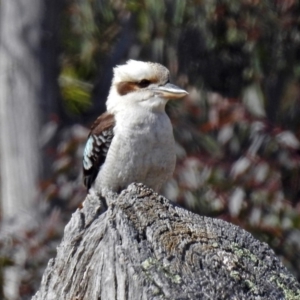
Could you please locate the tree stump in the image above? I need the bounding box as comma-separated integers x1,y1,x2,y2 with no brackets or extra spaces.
33,183,300,300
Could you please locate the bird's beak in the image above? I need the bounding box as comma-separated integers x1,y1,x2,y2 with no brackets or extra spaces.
151,83,188,99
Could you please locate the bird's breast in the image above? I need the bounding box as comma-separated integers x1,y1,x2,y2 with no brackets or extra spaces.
98,110,176,192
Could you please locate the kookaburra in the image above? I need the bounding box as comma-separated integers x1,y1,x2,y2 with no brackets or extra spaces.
83,60,188,195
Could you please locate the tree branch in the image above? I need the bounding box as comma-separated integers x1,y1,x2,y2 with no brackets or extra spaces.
33,183,300,299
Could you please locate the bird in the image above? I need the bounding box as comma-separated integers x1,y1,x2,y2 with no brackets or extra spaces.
83,60,188,196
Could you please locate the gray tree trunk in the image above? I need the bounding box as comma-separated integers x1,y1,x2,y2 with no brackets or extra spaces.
0,1,62,299
33,183,300,300
0,0,43,219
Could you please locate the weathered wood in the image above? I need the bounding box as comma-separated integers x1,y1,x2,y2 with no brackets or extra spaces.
33,183,300,300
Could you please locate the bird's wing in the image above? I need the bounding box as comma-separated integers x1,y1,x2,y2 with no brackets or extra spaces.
83,112,115,189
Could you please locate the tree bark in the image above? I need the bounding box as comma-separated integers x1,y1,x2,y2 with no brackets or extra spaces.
0,0,63,218
0,2,63,298
33,183,300,300
0,0,43,218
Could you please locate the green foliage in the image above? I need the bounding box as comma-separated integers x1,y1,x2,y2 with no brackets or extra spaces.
59,66,93,114
60,0,122,114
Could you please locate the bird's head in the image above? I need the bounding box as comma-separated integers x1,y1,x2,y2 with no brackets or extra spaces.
106,60,188,113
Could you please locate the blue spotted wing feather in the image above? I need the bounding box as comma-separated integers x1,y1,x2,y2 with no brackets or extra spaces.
83,112,115,189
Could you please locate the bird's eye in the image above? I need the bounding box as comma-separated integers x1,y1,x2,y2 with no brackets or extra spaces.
138,79,151,88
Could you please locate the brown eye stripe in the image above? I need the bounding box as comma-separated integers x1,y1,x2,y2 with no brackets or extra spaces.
117,82,138,96
116,77,160,96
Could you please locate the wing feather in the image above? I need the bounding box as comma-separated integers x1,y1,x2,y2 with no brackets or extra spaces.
83,112,115,189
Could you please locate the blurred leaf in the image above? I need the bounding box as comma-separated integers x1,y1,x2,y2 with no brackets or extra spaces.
59,66,93,114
